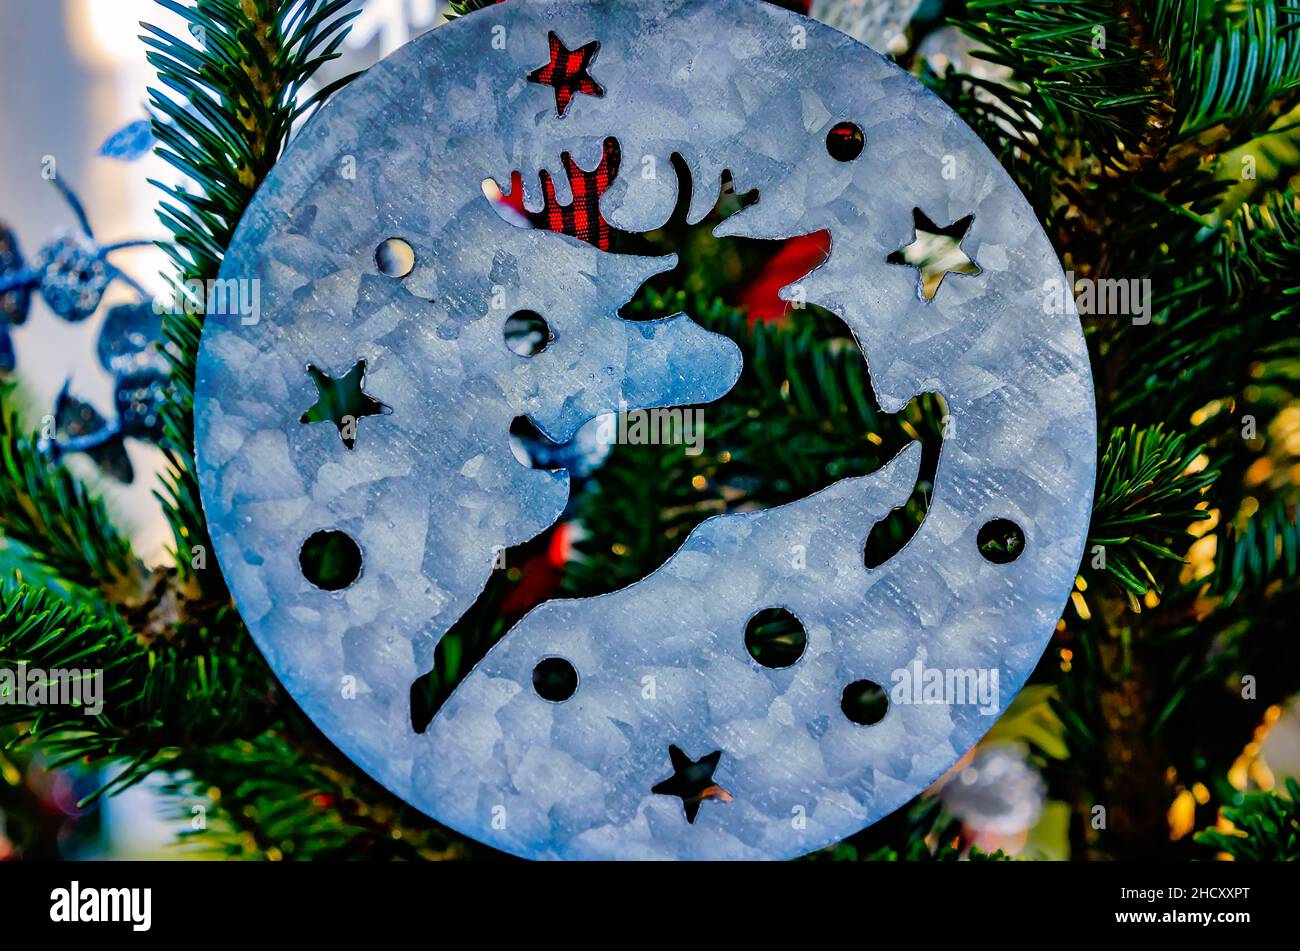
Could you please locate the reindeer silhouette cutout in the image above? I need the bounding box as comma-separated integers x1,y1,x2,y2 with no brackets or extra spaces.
413,138,946,732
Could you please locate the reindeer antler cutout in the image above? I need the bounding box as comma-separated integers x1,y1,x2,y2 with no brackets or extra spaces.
489,137,769,253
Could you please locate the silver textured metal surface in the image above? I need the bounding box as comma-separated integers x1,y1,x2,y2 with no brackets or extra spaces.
195,0,1096,860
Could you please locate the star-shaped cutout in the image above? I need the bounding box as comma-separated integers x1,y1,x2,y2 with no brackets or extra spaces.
651,745,734,824
299,360,389,450
887,208,981,302
527,31,605,118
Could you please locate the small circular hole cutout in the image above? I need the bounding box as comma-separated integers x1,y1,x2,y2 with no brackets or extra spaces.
532,657,578,702
841,680,888,725
375,237,415,278
826,121,865,162
977,518,1026,564
300,529,363,591
504,310,552,356
744,607,807,669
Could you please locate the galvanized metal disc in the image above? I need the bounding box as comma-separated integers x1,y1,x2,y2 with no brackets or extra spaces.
195,0,1095,860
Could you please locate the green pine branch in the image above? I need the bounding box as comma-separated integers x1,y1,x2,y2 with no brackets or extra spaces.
1211,496,1299,604
160,731,482,860
1084,425,1217,602
956,0,1175,173
145,0,359,586
1217,186,1300,318
1178,1,1300,141
950,1,1300,172
1108,188,1300,425
0,388,143,600
0,583,269,801
1195,777,1300,859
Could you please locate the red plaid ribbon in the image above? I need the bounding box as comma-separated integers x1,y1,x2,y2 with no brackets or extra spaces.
530,138,622,251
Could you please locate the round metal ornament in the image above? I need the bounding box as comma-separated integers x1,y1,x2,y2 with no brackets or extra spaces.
195,0,1095,860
